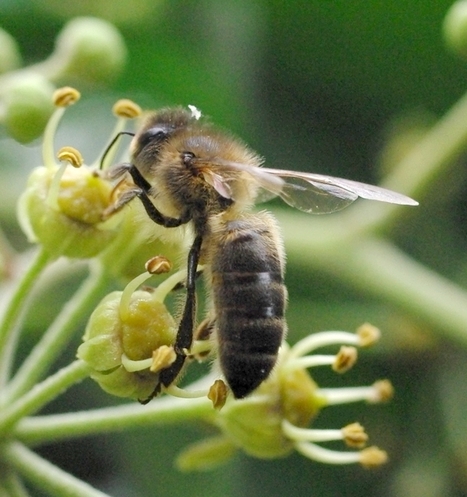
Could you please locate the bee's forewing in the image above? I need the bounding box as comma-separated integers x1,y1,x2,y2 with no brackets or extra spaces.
258,168,418,213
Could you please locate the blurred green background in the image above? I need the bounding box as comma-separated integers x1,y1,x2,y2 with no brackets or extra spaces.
2,0,467,496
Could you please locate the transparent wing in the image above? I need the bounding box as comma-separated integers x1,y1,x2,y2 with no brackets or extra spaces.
213,161,418,214
228,163,418,213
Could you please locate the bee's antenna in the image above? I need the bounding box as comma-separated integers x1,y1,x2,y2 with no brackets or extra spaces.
100,131,135,170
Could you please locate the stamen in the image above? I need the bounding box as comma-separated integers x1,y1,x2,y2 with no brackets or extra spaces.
57,146,83,168
282,420,344,443
119,271,153,321
42,89,80,169
46,163,67,209
294,441,362,465
113,99,142,119
152,269,188,303
164,384,209,399
53,87,81,107
121,353,153,372
287,354,337,371
150,345,176,372
356,323,381,347
315,383,391,406
341,422,368,448
145,256,172,275
359,446,388,468
189,339,214,358
369,380,394,403
96,98,141,169
208,379,228,410
288,331,360,359
332,346,358,373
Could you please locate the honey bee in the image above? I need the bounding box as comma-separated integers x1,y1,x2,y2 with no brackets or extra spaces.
108,106,417,400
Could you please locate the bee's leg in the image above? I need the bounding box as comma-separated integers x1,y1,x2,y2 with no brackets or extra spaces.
170,268,204,292
127,165,191,228
157,234,203,391
102,185,140,219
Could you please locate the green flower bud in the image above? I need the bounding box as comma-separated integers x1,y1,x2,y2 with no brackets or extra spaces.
444,1,467,57
18,164,120,258
3,74,54,143
216,361,320,459
0,27,22,74
175,436,237,472
78,289,177,399
52,17,127,83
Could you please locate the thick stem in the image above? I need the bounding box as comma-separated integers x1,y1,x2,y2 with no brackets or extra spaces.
280,214,467,346
14,395,213,445
5,261,110,402
0,249,51,388
0,361,90,436
1,442,112,497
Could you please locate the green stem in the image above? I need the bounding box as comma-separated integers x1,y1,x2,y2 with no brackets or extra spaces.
1,466,31,497
5,261,110,402
279,212,467,346
2,442,112,497
15,395,213,445
0,249,51,387
346,85,467,233
0,360,90,436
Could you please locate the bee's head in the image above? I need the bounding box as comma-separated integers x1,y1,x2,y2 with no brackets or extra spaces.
131,107,199,174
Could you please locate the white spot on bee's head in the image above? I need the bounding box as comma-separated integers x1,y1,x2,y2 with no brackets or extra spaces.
188,105,202,120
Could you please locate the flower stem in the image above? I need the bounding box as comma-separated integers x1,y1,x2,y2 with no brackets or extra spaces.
1,442,112,497
5,261,110,402
0,360,90,436
0,249,51,388
347,84,467,233
280,214,467,346
14,395,213,445
0,467,31,497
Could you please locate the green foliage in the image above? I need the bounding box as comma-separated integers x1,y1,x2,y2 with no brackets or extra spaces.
1,1,467,496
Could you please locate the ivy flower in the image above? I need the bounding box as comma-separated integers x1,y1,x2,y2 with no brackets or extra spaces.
177,324,391,471
79,259,391,470
17,87,137,259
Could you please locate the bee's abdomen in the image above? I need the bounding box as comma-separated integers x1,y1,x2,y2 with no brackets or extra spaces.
210,214,286,398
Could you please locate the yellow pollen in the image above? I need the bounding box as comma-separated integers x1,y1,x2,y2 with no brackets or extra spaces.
342,422,368,448
359,446,388,468
56,146,83,168
145,256,172,275
208,379,228,410
332,346,357,373
150,345,177,373
53,87,81,107
112,99,142,118
357,323,381,347
373,379,394,403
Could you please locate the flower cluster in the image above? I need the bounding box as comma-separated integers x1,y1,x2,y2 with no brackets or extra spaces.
79,258,391,470
18,88,392,474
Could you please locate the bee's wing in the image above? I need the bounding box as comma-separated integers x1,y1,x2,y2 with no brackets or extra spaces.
234,165,417,214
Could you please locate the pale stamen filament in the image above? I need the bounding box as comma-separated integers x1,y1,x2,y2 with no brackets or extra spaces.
316,384,385,406
294,441,362,465
282,420,345,443
288,331,360,359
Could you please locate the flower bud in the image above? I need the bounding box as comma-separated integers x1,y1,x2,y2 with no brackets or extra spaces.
444,1,467,57
217,361,319,459
0,27,22,74
17,164,120,258
78,289,177,399
52,17,127,83
3,74,54,143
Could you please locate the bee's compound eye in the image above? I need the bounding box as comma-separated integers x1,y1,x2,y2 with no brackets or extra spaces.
139,127,168,148
182,151,196,167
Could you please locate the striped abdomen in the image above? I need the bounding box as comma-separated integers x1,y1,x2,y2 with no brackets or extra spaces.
209,212,286,398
